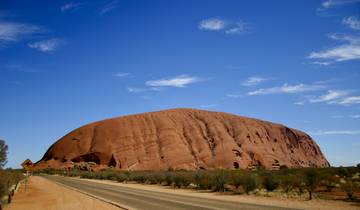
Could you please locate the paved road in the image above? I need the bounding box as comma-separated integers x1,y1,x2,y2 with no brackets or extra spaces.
42,175,299,210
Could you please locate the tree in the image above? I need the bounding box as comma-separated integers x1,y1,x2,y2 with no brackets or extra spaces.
211,170,228,192
341,178,359,200
240,173,258,194
304,169,319,200
0,140,8,169
262,173,279,192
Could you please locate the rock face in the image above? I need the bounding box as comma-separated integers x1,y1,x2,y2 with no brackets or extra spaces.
35,108,329,170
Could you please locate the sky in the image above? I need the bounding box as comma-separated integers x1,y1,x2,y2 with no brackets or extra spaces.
0,0,359,168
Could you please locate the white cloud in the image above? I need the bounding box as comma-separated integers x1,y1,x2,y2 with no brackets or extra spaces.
226,94,242,98
336,96,360,105
248,83,325,95
198,18,248,35
199,18,226,31
0,21,42,43
309,90,349,103
307,89,360,106
146,75,201,88
126,87,146,93
294,101,305,105
242,76,270,87
312,61,332,66
225,21,248,35
310,130,360,135
342,16,360,30
321,0,360,8
349,114,360,118
61,2,83,12
28,38,64,52
113,72,130,77
99,0,120,16
309,34,360,64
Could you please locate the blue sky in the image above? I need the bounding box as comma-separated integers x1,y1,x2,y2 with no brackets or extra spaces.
1,0,360,168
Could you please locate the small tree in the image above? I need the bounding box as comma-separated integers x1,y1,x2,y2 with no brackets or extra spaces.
0,140,8,169
341,178,359,200
193,171,211,190
280,174,295,193
230,171,242,190
164,172,173,186
262,174,279,192
240,173,258,194
211,170,228,192
304,169,319,200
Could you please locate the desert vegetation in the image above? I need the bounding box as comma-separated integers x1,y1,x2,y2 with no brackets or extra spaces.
0,140,24,209
36,165,360,202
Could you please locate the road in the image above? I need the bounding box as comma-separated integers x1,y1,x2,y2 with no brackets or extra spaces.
42,175,298,210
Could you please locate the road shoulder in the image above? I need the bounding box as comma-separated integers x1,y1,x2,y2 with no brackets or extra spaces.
4,176,120,210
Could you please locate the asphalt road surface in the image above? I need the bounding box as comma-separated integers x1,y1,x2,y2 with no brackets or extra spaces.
43,175,299,210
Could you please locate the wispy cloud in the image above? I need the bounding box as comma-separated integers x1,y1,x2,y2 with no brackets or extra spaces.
342,16,360,30
307,89,360,106
199,18,226,31
336,96,360,105
145,75,201,88
242,76,270,87
309,34,360,64
226,94,242,98
28,38,65,52
0,21,42,43
349,114,360,118
310,130,360,135
309,90,349,103
199,18,248,35
321,0,360,9
126,87,146,93
294,101,305,105
248,83,325,95
99,0,120,16
61,2,83,12
225,21,248,35
113,72,130,77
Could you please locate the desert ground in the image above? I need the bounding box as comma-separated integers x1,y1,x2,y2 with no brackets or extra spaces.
4,176,119,210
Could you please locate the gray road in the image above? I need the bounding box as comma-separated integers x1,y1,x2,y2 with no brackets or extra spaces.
42,175,299,210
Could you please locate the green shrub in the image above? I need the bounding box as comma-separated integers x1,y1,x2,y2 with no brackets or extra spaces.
164,172,173,186
172,172,192,188
279,174,296,193
341,178,359,200
240,173,258,194
262,173,279,192
0,169,23,198
211,170,228,192
304,169,320,200
193,171,212,190
131,173,147,183
230,170,242,189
